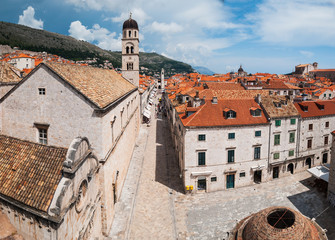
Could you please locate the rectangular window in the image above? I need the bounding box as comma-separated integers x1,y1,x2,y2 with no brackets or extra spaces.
289,132,295,143
239,172,246,177
307,139,312,149
254,147,261,160
324,136,329,145
38,88,46,95
289,150,294,157
198,152,206,165
255,130,261,137
228,133,235,139
227,150,235,163
309,124,313,131
274,152,280,159
325,121,329,128
198,134,206,141
274,134,280,145
290,118,296,125
211,177,217,182
38,128,47,145
275,119,281,126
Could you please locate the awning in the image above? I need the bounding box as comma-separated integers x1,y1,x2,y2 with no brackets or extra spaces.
145,104,151,110
191,171,212,177
307,165,329,182
143,109,151,119
251,165,265,171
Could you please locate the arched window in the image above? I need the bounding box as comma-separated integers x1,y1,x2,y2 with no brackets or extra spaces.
126,46,129,54
135,31,137,37
127,63,133,70
131,46,134,53
129,30,131,37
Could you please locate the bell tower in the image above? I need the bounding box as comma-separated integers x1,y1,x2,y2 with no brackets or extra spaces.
122,13,139,87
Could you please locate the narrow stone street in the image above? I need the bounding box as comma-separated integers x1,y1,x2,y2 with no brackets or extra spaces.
109,92,335,240
109,92,184,240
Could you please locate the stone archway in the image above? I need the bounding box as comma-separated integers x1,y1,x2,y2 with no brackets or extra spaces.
287,163,294,174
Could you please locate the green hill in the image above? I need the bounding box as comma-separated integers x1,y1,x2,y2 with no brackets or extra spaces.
0,21,194,76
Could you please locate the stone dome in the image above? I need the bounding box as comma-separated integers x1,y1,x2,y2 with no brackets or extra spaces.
238,65,244,73
123,17,138,30
231,207,327,240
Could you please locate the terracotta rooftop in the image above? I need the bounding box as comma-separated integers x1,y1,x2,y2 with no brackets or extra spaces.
0,62,22,83
180,99,268,127
199,89,269,100
260,96,300,118
0,135,67,213
44,62,137,109
294,100,335,118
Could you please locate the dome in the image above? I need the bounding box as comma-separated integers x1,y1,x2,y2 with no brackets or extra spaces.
231,207,327,240
238,65,244,73
123,17,138,30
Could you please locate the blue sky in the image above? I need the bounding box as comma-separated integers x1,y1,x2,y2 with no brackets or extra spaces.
1,0,335,74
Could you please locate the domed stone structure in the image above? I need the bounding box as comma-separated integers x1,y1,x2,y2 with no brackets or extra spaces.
230,207,327,240
122,16,138,30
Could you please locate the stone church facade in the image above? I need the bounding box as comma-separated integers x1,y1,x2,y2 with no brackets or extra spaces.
0,17,141,239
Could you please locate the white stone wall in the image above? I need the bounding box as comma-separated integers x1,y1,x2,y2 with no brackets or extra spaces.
0,66,105,158
8,57,35,70
183,124,270,193
298,116,333,166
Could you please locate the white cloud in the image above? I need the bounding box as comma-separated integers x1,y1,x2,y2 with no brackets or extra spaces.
150,21,183,34
300,50,314,58
68,21,121,51
18,6,43,29
249,0,335,46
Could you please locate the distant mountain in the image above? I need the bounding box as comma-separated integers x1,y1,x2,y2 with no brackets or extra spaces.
0,21,194,76
193,66,215,75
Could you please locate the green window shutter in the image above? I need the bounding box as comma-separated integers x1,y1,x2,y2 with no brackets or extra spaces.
275,120,281,126
274,152,280,159
255,131,261,137
290,118,296,125
198,152,206,165
289,150,294,156
228,133,235,139
198,134,206,141
274,134,280,145
289,132,295,143
254,147,261,159
228,150,235,163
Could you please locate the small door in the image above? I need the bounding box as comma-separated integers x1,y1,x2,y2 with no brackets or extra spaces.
273,166,279,179
197,177,207,191
226,174,235,189
306,158,312,168
288,163,294,174
254,170,262,183
323,153,328,164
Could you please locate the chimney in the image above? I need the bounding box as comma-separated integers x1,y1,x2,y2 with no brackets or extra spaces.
212,96,218,104
255,94,262,104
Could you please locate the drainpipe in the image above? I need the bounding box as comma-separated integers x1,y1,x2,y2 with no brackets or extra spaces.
267,120,272,173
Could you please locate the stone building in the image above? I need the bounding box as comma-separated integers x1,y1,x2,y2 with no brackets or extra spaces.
8,53,35,71
294,100,335,170
172,97,270,192
0,61,22,98
122,14,140,87
328,131,335,206
0,60,140,238
310,69,335,82
166,90,334,193
259,96,300,179
295,62,318,76
0,135,101,239
230,206,327,240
